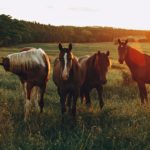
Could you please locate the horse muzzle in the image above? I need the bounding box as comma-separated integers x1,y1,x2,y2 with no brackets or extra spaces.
62,74,69,81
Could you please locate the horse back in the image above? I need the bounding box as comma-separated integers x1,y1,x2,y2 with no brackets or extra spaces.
78,55,91,86
126,48,150,82
53,58,61,86
20,47,34,52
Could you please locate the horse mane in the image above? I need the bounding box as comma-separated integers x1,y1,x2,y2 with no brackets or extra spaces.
86,53,97,69
7,48,46,72
20,47,34,52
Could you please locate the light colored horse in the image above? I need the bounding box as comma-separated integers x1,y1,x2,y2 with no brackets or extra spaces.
0,48,51,121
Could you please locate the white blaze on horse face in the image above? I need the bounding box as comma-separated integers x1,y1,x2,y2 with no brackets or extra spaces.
62,53,68,80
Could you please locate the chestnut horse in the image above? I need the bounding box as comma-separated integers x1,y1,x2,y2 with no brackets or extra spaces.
79,51,110,108
0,48,51,121
53,43,83,117
117,39,150,104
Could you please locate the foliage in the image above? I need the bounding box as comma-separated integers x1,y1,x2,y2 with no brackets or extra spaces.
1,14,150,46
1,43,150,149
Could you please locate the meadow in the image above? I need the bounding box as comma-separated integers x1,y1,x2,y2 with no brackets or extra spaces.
1,42,150,150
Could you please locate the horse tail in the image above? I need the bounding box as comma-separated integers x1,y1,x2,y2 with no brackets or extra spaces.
43,53,51,82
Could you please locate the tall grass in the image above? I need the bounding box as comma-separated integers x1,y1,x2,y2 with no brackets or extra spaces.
0,42,150,149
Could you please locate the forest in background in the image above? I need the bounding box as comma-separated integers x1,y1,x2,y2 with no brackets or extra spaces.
0,14,150,46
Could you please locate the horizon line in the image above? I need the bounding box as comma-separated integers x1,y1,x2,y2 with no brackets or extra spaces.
3,14,150,32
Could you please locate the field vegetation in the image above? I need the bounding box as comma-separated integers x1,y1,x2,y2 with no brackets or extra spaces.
0,42,150,149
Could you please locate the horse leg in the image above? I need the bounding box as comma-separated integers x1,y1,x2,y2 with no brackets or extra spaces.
33,86,41,110
72,88,79,117
24,83,33,122
67,93,72,113
85,89,91,107
23,82,27,99
137,81,147,104
141,83,148,103
145,90,148,103
96,85,104,109
60,91,67,115
80,87,85,104
39,84,46,113
20,80,27,101
72,94,77,117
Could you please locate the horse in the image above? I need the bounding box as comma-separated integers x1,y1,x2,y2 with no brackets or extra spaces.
53,43,83,118
117,39,150,104
79,51,110,109
0,48,51,121
20,47,34,52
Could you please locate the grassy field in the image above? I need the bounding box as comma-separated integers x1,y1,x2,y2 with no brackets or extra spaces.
1,42,150,150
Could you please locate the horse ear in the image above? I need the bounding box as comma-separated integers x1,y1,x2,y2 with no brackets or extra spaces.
97,50,101,55
106,51,110,56
58,43,62,51
118,39,121,44
125,39,128,44
68,43,72,51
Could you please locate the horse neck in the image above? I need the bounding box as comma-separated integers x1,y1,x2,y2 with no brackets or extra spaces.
125,46,131,65
71,57,81,83
125,46,144,68
7,55,22,74
87,54,100,79
71,57,79,74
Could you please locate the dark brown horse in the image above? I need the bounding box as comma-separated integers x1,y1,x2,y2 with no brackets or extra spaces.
53,43,83,117
0,48,51,121
79,51,110,108
118,39,150,104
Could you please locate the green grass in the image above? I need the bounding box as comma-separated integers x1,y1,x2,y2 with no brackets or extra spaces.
1,42,150,149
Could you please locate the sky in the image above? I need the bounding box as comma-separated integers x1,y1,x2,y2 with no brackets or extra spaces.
0,0,150,30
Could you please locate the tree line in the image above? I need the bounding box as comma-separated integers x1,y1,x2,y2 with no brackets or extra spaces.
0,14,150,46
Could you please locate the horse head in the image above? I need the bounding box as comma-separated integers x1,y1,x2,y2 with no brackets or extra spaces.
95,51,110,84
118,39,128,64
58,43,74,81
0,57,10,71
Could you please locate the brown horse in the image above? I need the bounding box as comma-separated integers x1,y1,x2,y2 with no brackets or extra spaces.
118,39,150,104
79,51,110,108
53,43,83,117
0,48,51,121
